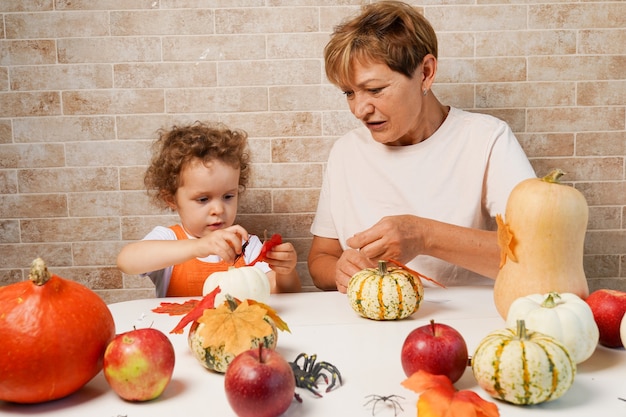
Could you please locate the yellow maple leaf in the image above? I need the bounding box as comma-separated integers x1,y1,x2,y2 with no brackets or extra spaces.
197,300,273,356
496,214,517,268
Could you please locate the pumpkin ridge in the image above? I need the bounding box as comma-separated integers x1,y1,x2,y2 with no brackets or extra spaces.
377,276,385,320
394,276,404,319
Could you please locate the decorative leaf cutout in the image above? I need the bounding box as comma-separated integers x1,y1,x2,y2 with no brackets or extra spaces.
197,300,274,355
152,299,199,315
386,258,446,288
402,370,499,417
496,214,517,268
249,233,282,266
248,299,291,333
169,286,222,334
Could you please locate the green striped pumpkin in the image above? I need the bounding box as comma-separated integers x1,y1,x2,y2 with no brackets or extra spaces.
471,319,576,405
347,260,423,320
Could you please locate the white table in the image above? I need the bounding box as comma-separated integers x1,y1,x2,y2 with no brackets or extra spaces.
2,287,625,416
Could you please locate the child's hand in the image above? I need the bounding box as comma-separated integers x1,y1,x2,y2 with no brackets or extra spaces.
195,225,248,263
263,242,297,275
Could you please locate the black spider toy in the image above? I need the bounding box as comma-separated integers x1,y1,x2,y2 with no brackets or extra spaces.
289,353,342,397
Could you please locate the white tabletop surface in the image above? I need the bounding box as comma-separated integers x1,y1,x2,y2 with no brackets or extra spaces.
2,286,625,416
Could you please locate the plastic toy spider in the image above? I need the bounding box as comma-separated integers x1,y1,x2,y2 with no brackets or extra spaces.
363,394,405,416
289,353,342,397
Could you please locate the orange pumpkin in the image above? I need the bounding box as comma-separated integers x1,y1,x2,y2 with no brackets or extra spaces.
0,258,116,403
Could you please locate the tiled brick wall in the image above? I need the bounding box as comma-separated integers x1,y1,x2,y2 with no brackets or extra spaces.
1,1,624,303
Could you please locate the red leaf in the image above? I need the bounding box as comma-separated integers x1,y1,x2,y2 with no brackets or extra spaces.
249,233,282,266
152,299,199,315
169,286,221,334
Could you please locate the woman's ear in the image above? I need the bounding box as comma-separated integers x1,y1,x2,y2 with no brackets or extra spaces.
420,54,438,91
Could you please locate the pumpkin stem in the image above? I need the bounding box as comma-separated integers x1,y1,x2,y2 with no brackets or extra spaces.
542,168,565,184
224,294,239,311
29,258,51,286
377,260,388,275
516,319,529,340
541,292,561,308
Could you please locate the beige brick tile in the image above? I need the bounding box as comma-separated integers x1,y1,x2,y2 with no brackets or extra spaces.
247,137,271,163
529,56,626,81
0,120,11,144
0,243,72,268
272,189,320,213
13,116,115,143
0,67,6,91
0,194,67,218
475,109,526,133
248,163,322,188
577,181,626,206
433,84,475,110
68,191,158,218
529,3,625,29
0,1,53,12
0,268,23,287
579,29,626,55
17,167,119,193
0,144,65,169
65,140,150,167
221,112,322,137
531,157,623,181
238,189,272,214
0,220,20,243
270,85,345,111
122,273,154,290
120,167,147,191
0,40,56,65
585,255,620,280
56,0,156,10
99,288,157,304
438,57,526,83
267,33,328,59
111,9,214,36
322,110,363,136
584,230,626,255
116,114,199,140
10,64,112,91
0,170,17,193
73,241,126,266
578,81,626,106
588,206,622,230
516,133,575,158
577,132,626,156
528,107,625,133
116,62,214,89
218,60,321,86
121,214,179,240
5,12,109,39
215,7,318,34
437,32,474,58
0,92,61,117
319,5,362,32
589,277,626,292
271,137,335,163
477,82,575,108
162,35,265,62
62,90,165,115
476,30,576,57
426,5,527,32
166,87,267,113
58,37,161,64
21,217,120,243
52,266,123,289
237,213,315,238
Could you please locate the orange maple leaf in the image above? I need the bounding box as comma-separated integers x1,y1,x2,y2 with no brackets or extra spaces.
197,300,274,355
496,214,517,268
402,370,499,417
247,299,290,333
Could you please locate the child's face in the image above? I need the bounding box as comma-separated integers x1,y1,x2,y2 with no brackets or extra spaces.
167,158,240,238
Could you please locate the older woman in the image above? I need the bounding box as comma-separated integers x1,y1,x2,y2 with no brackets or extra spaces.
308,1,535,292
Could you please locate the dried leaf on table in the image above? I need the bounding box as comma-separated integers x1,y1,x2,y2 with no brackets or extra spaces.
496,214,517,267
169,286,222,334
197,300,274,355
152,299,199,315
402,370,499,417
248,299,290,332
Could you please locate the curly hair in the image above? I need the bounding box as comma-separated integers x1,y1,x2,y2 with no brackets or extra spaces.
324,1,438,88
144,122,250,209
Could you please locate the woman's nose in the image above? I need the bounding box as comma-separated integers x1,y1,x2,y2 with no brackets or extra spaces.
351,95,374,119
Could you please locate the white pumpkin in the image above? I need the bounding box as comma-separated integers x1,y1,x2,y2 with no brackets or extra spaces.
505,292,598,364
203,266,271,305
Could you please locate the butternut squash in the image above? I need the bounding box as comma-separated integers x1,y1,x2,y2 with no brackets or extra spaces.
493,169,589,319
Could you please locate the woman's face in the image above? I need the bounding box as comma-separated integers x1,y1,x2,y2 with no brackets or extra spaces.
167,158,240,238
342,59,427,146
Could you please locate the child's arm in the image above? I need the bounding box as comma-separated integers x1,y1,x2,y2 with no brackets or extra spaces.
263,242,302,293
117,226,249,275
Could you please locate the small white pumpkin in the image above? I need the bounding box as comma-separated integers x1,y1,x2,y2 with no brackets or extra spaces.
203,266,271,306
472,319,576,405
505,292,598,364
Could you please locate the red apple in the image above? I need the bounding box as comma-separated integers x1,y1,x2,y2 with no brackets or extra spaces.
224,346,295,417
103,327,175,401
585,289,626,348
401,319,468,383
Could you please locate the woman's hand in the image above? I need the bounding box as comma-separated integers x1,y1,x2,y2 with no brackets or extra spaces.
335,248,376,293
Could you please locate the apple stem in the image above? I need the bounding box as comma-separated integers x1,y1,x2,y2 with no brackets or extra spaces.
430,319,436,334
258,344,265,364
